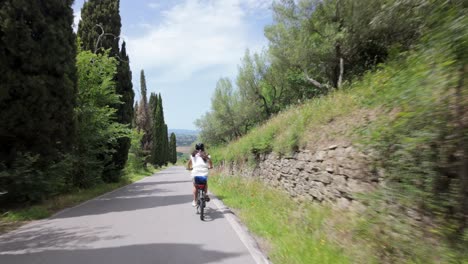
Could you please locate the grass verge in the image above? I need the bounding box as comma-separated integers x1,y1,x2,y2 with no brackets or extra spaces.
210,173,350,264
0,165,159,235
210,174,466,263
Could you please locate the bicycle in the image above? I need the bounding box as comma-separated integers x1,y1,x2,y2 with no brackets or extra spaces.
193,176,208,220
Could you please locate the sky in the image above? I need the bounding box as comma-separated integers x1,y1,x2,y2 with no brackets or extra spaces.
72,0,273,130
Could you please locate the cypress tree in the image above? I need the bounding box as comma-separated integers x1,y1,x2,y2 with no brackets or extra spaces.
149,92,158,118
169,133,177,164
149,93,158,158
163,124,169,166
151,102,164,166
115,42,134,126
107,41,134,180
0,0,77,201
158,94,167,166
77,0,121,56
137,70,152,153
150,93,170,167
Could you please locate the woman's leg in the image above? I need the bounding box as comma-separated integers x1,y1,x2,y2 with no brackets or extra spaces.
193,184,197,201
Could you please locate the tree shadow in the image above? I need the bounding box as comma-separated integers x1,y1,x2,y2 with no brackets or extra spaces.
0,224,123,253
53,177,195,219
151,180,193,185
53,193,193,219
0,242,245,264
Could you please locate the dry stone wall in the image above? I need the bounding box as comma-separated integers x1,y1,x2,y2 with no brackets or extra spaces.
221,144,382,208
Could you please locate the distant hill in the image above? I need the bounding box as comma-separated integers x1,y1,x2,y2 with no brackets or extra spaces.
168,129,199,136
169,129,198,146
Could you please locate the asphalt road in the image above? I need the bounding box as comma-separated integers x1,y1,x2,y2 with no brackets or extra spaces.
0,166,261,264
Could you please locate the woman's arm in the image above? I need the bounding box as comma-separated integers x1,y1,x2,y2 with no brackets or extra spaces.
186,158,193,170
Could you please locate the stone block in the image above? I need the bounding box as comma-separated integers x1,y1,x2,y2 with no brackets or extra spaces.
315,151,326,162
336,197,351,209
295,161,306,170
327,145,338,150
312,172,332,184
280,166,290,174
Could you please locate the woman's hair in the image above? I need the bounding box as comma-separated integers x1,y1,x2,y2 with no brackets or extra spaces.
192,149,209,162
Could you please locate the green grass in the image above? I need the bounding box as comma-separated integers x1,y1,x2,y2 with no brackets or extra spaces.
210,174,467,264
211,89,361,164
0,164,159,232
210,174,350,264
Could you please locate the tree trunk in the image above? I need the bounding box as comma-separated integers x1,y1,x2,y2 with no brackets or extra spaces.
338,57,344,88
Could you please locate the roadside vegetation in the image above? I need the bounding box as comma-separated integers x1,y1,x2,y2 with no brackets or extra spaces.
0,130,159,234
201,0,467,263
0,0,177,229
210,175,350,264
210,174,465,264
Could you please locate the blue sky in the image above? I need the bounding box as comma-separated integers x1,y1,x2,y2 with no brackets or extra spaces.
72,0,273,130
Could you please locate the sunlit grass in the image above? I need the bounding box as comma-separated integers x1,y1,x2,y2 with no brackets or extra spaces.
210,174,350,264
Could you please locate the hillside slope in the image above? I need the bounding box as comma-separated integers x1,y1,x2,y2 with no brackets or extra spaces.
210,23,467,262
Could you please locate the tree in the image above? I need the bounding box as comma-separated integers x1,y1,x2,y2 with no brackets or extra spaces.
78,0,135,180
136,70,152,154
265,0,427,90
107,41,134,180
0,0,77,201
150,93,169,167
163,124,169,165
77,0,121,56
151,97,163,166
169,133,177,164
73,50,128,187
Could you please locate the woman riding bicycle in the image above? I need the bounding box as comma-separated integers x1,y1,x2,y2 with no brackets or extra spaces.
187,143,213,207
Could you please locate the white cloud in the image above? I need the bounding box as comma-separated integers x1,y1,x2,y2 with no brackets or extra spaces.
126,0,271,84
73,10,81,32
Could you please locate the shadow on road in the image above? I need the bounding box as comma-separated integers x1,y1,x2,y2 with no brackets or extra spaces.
52,193,193,219
151,180,193,185
49,180,192,219
0,224,123,253
202,207,234,222
0,242,244,264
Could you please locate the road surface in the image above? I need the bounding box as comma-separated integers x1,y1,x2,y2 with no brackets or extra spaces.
0,166,264,264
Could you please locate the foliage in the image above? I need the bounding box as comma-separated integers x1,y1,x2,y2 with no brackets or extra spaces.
125,129,147,174
78,0,133,180
0,0,77,202
73,49,129,188
77,0,121,56
357,4,468,240
0,153,72,203
197,0,437,147
135,70,152,154
150,93,170,167
108,41,135,180
210,174,349,263
169,133,177,164
197,77,253,144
